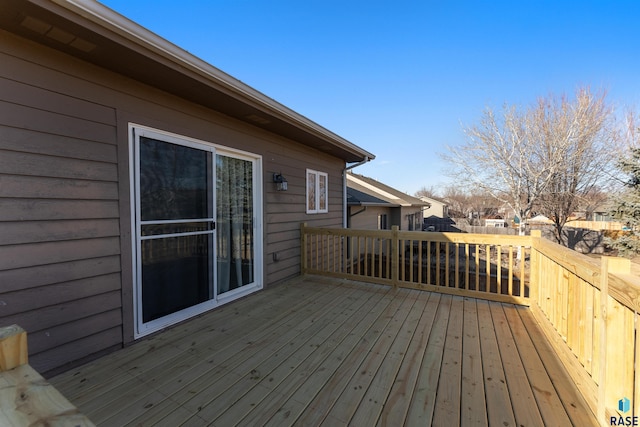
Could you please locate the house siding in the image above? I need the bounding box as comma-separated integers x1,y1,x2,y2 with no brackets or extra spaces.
0,30,345,374
349,206,391,230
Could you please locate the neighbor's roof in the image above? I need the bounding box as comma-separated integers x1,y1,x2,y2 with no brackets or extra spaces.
419,195,448,206
347,187,397,207
0,0,375,164
347,173,429,207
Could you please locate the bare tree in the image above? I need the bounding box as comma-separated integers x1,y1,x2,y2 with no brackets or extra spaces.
533,88,618,244
415,185,440,199
444,103,552,235
439,186,499,223
441,185,473,218
578,186,611,220
444,87,618,243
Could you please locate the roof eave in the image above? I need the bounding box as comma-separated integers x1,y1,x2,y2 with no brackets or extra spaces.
14,0,374,163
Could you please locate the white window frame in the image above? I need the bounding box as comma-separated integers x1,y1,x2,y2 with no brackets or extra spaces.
306,169,328,214
378,214,388,230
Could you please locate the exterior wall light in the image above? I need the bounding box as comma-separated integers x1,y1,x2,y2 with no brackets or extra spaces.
273,173,288,191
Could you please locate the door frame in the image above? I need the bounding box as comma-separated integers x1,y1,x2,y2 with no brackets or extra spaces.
129,124,263,338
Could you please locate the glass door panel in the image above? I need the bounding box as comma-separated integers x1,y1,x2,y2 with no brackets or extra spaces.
216,155,254,294
137,136,215,326
141,234,212,322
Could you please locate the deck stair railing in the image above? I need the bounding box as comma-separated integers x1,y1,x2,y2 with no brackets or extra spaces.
0,325,94,425
301,223,640,425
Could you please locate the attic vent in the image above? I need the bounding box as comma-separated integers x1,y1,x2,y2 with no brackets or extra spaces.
21,16,96,53
245,114,271,125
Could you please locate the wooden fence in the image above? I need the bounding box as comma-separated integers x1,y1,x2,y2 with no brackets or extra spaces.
564,220,624,231
300,223,640,424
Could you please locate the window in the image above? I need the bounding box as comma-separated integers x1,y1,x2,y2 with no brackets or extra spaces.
407,213,415,231
306,169,328,214
378,214,388,230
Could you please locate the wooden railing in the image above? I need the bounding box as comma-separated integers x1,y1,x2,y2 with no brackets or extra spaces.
0,325,94,426
301,224,532,305
300,224,640,424
529,234,640,424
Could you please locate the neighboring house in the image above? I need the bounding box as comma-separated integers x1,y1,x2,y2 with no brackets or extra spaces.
484,215,507,228
0,0,374,374
347,173,429,231
586,204,615,222
419,196,449,218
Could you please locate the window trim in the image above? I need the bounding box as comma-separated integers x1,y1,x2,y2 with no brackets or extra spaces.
378,213,388,230
306,169,328,214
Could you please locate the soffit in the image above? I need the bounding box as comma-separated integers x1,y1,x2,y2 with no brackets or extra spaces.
0,0,374,163
347,173,428,207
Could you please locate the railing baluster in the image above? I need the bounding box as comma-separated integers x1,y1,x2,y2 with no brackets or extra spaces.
418,239,423,285
508,245,514,296
386,238,391,280
401,238,406,282
485,244,491,293
521,245,526,294
364,236,369,277
426,241,432,285
455,242,460,289
475,244,480,291
497,244,502,294
377,238,382,279
436,241,441,286
445,242,450,287
409,239,414,283
465,243,470,290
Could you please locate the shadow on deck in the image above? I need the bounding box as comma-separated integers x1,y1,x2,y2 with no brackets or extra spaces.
50,276,597,426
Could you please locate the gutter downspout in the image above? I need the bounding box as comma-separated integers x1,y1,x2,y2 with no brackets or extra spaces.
346,156,371,171
343,156,371,228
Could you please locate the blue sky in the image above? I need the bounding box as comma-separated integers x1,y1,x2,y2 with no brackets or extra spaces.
100,0,640,195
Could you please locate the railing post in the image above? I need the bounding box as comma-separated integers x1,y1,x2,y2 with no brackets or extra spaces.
0,325,28,372
598,257,609,423
529,230,541,303
599,256,631,422
391,226,399,287
301,222,308,275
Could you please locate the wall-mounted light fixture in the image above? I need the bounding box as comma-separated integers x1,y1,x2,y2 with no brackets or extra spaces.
273,173,288,191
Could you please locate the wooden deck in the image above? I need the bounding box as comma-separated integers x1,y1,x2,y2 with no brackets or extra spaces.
50,276,598,426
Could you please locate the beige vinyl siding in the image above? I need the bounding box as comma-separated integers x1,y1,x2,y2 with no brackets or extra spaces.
1,30,346,373
349,206,393,230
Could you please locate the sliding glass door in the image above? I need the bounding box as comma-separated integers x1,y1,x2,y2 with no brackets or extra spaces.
132,127,261,337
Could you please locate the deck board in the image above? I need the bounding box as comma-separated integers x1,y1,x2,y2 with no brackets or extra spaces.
477,299,517,426
49,276,598,426
460,298,487,427
403,294,451,425
375,292,441,427
490,303,545,426
432,295,464,426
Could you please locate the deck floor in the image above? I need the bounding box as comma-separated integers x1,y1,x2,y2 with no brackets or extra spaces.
50,276,597,426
